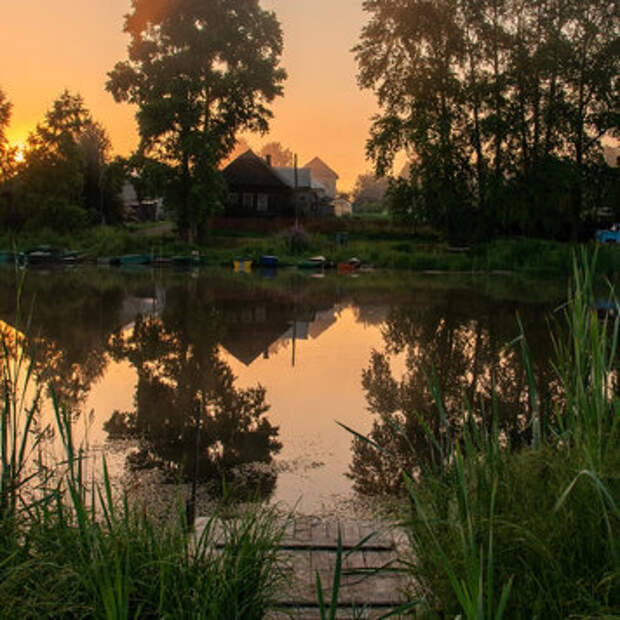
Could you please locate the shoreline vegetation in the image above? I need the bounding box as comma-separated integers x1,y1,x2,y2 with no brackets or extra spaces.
346,253,619,617
1,253,618,617
1,220,619,275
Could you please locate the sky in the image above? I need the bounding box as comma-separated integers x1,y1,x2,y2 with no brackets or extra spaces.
0,0,388,191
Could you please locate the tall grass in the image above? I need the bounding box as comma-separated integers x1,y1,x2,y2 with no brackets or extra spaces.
355,251,619,618
0,287,286,619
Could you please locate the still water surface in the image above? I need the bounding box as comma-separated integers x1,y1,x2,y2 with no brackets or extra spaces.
0,266,567,516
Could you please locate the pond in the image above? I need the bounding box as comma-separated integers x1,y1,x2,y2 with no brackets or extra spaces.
0,265,570,517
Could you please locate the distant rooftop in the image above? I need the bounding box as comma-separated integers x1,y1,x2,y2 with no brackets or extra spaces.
303,157,339,180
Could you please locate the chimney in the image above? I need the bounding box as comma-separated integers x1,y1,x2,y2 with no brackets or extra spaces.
265,155,272,167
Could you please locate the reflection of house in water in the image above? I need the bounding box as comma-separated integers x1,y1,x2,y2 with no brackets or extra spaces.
353,305,389,327
119,286,167,330
276,307,338,367
220,300,338,367
277,308,338,345
220,302,294,366
309,308,338,339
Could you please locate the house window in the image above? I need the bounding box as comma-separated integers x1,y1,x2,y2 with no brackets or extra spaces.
229,192,239,205
257,193,268,212
243,193,254,209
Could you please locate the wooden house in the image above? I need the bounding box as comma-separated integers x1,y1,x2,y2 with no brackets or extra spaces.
222,150,294,217
303,157,339,199
222,150,333,217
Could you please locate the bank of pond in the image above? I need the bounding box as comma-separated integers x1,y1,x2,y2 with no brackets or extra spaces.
1,236,620,276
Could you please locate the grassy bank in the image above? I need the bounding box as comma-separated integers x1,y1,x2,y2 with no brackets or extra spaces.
2,223,619,274
0,300,285,619
352,254,619,617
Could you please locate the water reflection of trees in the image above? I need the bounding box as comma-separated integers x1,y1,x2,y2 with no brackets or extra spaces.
0,269,127,413
350,294,558,495
105,290,281,500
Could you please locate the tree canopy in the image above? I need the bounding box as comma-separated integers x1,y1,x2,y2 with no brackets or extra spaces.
355,0,620,241
352,172,390,212
107,0,287,241
0,88,16,185
1,91,122,233
259,141,293,167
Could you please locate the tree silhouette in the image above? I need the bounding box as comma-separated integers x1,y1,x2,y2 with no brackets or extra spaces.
107,0,287,241
349,291,557,495
259,142,293,167
105,289,281,500
355,0,620,241
0,88,16,185
16,91,115,231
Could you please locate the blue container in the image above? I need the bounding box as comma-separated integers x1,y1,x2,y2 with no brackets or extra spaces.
259,255,279,267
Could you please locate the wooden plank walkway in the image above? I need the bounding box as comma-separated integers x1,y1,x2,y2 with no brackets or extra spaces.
195,516,412,619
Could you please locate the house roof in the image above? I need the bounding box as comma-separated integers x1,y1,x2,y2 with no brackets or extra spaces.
221,322,290,366
222,150,290,189
273,167,313,189
303,157,339,180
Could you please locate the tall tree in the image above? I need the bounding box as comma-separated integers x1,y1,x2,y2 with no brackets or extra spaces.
355,0,476,241
107,0,287,241
562,0,620,238
259,141,293,167
0,88,17,185
19,91,112,230
355,0,619,241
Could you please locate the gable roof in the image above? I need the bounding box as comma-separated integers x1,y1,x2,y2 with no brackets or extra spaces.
273,167,313,188
222,150,290,189
303,157,339,180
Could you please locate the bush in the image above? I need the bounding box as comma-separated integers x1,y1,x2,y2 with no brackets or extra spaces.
23,201,89,235
279,224,310,254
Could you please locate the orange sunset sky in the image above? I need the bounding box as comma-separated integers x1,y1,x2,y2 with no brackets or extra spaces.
1,0,395,191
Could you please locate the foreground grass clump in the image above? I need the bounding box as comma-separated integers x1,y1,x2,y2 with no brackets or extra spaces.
375,255,619,618
0,306,285,619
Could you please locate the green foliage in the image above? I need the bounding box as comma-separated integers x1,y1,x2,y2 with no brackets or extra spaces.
107,0,287,242
356,0,620,241
0,88,17,185
279,225,311,255
5,91,122,234
386,177,426,232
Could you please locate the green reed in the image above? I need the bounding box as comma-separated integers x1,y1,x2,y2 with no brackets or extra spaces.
0,283,286,619
348,250,619,618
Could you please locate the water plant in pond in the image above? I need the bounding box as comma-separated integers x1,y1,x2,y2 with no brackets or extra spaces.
346,252,619,618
